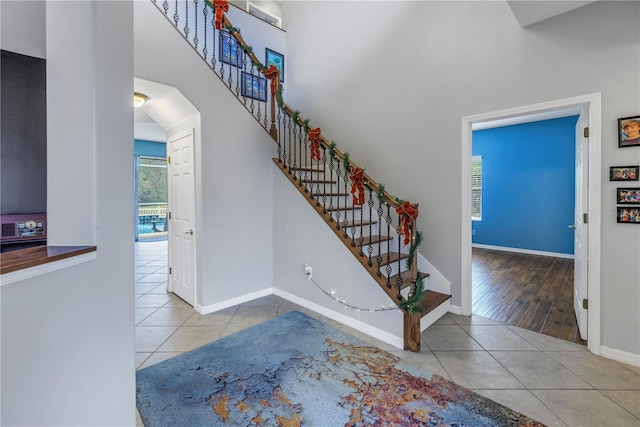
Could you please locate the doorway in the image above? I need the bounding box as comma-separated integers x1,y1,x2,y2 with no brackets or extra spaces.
461,93,602,355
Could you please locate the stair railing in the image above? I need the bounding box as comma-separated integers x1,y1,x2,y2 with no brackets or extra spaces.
150,0,424,310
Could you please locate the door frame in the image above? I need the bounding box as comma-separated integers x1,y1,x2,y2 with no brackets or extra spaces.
460,93,601,355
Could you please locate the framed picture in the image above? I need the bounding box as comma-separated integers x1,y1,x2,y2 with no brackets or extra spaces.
265,48,284,82
610,166,639,181
219,31,242,67
240,72,267,101
617,187,640,205
618,116,640,148
617,207,640,223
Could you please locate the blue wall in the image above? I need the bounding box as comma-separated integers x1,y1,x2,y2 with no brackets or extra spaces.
472,116,578,255
134,139,166,158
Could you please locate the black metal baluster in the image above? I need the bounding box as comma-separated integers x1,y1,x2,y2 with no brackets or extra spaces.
396,223,403,298
277,107,283,163
163,0,169,15
211,15,217,70
385,204,392,288
183,0,189,39
328,153,335,221
303,133,309,193
321,147,327,211
173,0,179,26
287,116,293,171
367,188,374,266
292,120,297,172
226,35,233,88
193,0,199,49
344,170,351,240
202,2,208,61
376,199,384,276
334,162,342,230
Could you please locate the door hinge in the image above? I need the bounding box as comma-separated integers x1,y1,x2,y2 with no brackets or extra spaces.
583,213,588,224
168,156,171,164
168,212,172,220
582,298,588,310
583,127,589,138
169,267,172,275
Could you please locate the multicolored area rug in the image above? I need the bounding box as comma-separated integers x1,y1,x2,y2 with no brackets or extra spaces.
136,311,545,426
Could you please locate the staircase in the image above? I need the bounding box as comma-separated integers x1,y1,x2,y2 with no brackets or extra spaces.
148,0,451,351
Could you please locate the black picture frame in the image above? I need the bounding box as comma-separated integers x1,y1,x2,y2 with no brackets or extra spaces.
618,116,640,148
617,187,640,205
240,72,267,102
219,31,242,67
610,166,639,181
617,207,640,223
265,48,284,82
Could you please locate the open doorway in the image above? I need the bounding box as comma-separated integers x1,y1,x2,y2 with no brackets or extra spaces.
461,93,602,355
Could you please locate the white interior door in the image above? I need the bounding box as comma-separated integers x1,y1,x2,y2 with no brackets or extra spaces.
167,128,196,306
574,111,588,340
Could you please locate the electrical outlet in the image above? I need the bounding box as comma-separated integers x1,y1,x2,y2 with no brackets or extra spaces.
304,264,313,280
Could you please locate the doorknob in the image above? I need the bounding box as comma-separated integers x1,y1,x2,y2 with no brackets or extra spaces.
185,229,193,235
568,225,576,229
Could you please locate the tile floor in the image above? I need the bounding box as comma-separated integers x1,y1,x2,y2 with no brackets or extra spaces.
135,240,640,427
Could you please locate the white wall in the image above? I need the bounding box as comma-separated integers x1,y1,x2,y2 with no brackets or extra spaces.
281,1,640,357
1,1,135,425
0,1,46,59
134,1,277,308
273,168,405,342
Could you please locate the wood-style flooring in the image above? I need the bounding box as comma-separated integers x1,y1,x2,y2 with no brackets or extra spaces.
472,247,587,346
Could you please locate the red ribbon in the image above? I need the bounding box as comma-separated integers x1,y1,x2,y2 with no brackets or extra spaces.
211,0,229,30
396,201,419,246
308,127,322,161
349,167,366,206
263,65,280,98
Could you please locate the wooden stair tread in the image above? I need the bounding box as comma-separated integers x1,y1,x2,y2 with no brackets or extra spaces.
289,166,325,172
417,290,452,314
317,192,350,197
329,205,362,212
389,270,431,289
300,179,336,184
356,235,393,246
344,219,377,227
377,251,409,266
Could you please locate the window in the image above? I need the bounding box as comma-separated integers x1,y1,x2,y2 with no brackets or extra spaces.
136,156,168,240
471,156,482,221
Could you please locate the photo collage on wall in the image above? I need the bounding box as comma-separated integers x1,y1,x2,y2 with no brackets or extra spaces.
612,116,640,223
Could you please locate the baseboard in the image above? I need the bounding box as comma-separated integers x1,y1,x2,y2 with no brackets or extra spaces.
600,345,640,368
472,243,574,259
195,288,273,315
448,304,463,316
273,288,405,349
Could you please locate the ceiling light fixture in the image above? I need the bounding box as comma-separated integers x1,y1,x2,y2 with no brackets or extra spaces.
133,92,148,108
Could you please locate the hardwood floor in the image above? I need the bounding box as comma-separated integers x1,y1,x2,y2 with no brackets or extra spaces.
472,247,587,346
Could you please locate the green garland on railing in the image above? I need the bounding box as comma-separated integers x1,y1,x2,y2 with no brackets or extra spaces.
343,152,351,174
224,24,241,34
376,184,386,205
399,274,425,313
291,110,300,125
329,141,337,160
406,231,423,271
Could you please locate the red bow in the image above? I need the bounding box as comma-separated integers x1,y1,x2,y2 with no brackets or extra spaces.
396,201,419,246
263,65,280,97
349,167,365,206
211,0,229,30
308,127,322,161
